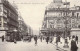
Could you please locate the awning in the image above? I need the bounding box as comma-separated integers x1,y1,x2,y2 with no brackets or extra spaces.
49,28,71,32
41,28,71,33
40,28,48,33
41,30,48,33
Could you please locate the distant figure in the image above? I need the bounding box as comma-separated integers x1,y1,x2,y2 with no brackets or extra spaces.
75,35,78,44
40,36,42,42
14,39,17,44
50,37,53,43
2,35,4,42
63,38,69,48
56,36,59,50
29,36,31,42
43,37,44,40
58,35,60,42
72,35,75,39
71,36,78,51
69,35,71,40
34,35,37,45
46,36,49,44
21,36,23,39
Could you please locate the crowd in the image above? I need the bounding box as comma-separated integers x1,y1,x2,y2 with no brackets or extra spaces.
0,34,79,51
33,35,79,51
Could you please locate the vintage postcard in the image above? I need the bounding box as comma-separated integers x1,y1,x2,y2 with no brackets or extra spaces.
0,0,79,51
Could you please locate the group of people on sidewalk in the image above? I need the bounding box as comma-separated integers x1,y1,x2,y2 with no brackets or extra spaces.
53,35,79,51
33,35,79,51
33,35,53,45
53,35,78,51
45,35,79,51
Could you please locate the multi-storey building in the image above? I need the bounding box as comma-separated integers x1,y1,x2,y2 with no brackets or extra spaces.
0,0,18,41
41,0,80,37
18,15,33,39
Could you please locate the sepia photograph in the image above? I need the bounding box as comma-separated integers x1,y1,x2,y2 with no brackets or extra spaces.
0,0,80,51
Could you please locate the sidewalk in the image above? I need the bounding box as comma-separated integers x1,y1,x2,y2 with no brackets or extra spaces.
0,38,8,45
52,37,80,51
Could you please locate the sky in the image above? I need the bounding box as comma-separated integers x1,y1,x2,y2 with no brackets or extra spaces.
8,0,80,35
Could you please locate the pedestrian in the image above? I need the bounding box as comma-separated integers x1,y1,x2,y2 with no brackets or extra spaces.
71,36,78,51
63,38,69,48
69,35,71,40
29,36,31,42
40,36,42,42
2,35,4,42
75,35,78,44
34,35,37,45
56,36,59,50
58,35,60,42
72,35,75,39
43,37,44,40
50,36,53,43
46,36,49,44
14,39,17,44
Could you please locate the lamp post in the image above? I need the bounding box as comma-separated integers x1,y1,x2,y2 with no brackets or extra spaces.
63,0,69,48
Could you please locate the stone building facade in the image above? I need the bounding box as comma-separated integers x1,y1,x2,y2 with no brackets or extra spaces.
0,0,18,41
41,0,80,37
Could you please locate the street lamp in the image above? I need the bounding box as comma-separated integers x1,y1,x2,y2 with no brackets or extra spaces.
63,0,70,48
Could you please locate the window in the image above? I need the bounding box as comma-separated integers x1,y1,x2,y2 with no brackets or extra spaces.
72,12,74,16
77,13,79,18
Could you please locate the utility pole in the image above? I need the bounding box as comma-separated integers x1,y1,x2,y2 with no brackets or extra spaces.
63,0,68,38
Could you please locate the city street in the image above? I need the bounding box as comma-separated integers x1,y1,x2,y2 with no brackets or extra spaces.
0,38,58,51
0,0,80,51
0,37,80,51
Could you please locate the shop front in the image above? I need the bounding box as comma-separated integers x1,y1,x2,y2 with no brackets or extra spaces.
6,31,14,42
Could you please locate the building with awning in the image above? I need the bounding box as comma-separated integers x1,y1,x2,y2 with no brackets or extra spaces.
41,0,80,37
41,28,71,36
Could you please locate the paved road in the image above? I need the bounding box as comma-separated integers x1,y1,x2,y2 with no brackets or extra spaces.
0,38,58,51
